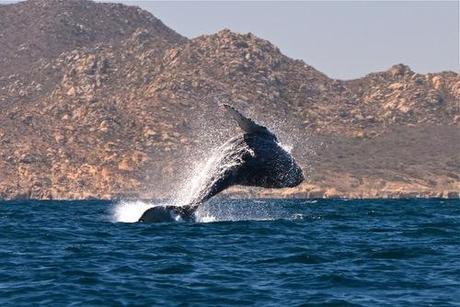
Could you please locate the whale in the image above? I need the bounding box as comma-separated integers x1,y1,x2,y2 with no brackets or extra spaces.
138,104,304,223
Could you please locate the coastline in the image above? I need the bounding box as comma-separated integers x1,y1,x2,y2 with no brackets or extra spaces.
1,186,458,201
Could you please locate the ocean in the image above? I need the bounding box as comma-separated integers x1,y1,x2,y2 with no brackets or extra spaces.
0,199,458,306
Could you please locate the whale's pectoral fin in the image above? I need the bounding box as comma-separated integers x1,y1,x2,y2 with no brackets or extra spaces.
223,104,274,139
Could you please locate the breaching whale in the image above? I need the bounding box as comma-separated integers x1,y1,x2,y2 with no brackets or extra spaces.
138,104,304,223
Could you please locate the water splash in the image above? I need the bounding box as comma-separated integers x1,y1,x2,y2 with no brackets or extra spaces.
280,143,293,154
174,137,253,208
194,199,284,223
112,139,253,223
111,102,313,223
112,199,290,224
112,200,160,223
112,137,307,223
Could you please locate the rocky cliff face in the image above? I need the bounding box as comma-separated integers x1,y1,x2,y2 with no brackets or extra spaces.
0,0,459,199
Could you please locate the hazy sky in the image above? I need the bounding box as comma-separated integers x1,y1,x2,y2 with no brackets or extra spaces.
6,0,460,79
112,1,459,79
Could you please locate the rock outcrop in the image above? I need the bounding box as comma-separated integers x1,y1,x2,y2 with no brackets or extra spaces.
0,0,458,200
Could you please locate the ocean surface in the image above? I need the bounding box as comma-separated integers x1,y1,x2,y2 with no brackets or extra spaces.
0,199,459,306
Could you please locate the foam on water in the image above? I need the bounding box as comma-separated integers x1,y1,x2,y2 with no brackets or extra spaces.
195,213,218,223
114,199,284,224
112,201,159,223
193,199,283,223
112,198,284,224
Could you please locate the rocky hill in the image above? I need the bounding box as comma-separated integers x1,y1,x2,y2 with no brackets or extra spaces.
0,0,459,200
0,0,185,75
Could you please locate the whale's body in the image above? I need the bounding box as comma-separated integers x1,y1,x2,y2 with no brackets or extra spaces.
138,105,304,223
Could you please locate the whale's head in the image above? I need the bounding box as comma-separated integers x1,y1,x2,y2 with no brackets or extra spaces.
277,147,304,188
240,132,304,189
223,104,304,189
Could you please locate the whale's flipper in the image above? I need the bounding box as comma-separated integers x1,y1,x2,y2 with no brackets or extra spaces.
223,104,275,139
223,104,262,133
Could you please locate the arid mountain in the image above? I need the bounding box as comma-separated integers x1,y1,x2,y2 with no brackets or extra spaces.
0,0,459,200
0,0,185,75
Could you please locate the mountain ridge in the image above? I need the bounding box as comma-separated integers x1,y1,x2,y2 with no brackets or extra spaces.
0,0,458,200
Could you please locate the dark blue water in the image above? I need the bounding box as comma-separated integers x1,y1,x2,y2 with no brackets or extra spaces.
0,199,459,306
